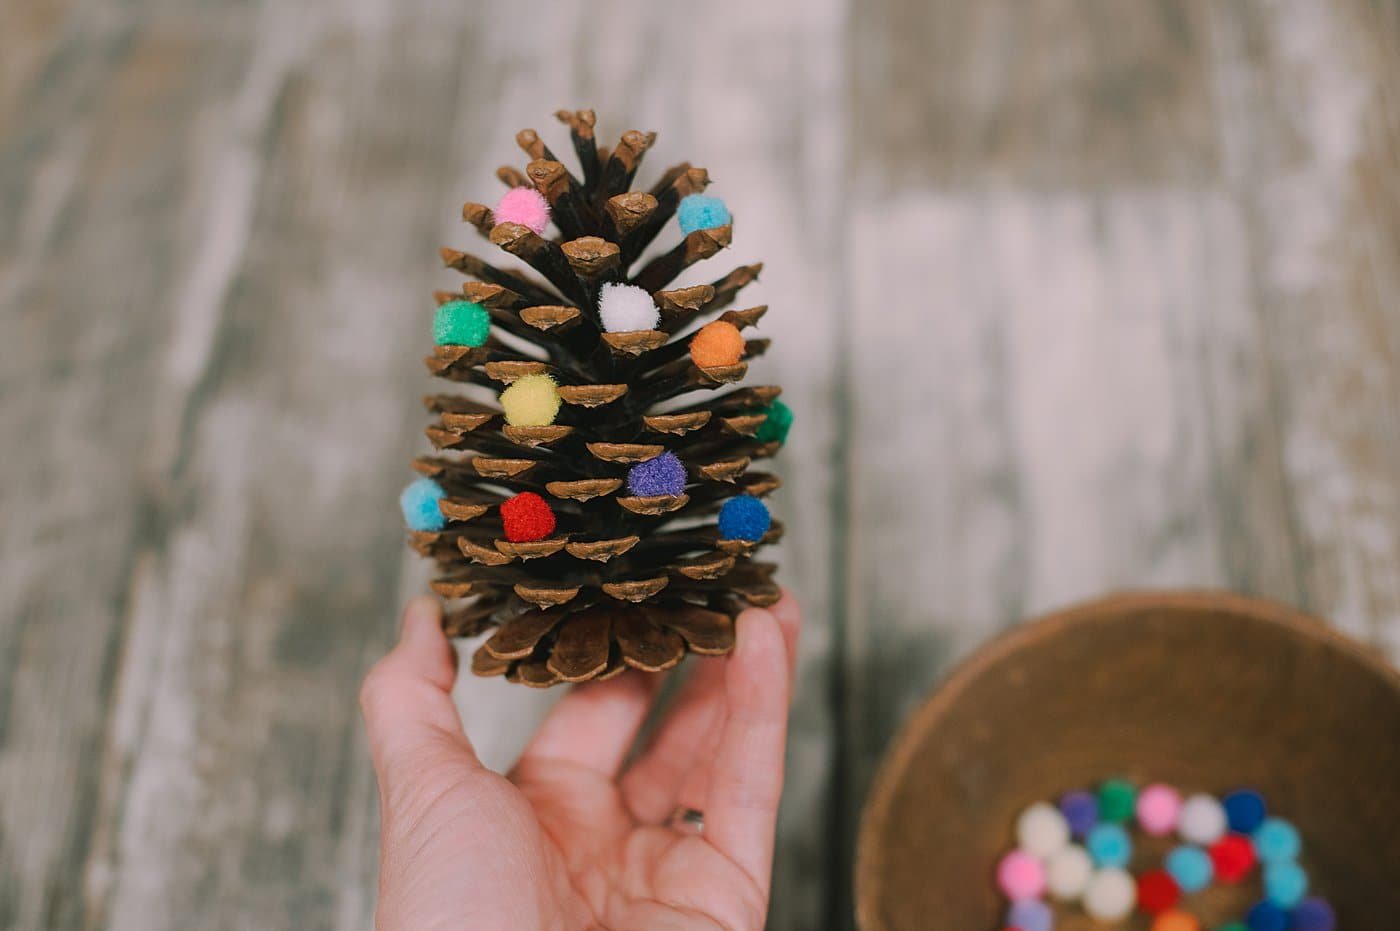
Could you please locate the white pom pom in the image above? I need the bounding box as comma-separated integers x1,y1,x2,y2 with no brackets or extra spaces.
1083,868,1136,920
1045,845,1093,901
1016,802,1070,858
1178,793,1227,845
598,283,659,333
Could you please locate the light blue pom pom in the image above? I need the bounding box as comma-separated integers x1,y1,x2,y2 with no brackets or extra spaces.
718,495,770,542
1086,823,1132,869
677,194,731,234
1165,844,1213,893
1252,817,1301,864
400,478,446,531
1263,860,1308,908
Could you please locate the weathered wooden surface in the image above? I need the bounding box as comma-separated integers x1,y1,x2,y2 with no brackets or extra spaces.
0,1,1395,929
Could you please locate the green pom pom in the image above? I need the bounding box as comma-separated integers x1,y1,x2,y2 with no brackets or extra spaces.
434,300,490,347
755,399,793,445
1097,779,1137,824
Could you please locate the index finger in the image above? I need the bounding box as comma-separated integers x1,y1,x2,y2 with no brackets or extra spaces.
701,606,793,892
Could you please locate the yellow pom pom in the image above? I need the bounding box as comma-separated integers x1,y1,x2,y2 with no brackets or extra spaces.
500,373,561,426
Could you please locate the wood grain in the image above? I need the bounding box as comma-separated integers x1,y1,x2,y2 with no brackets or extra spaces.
0,0,1396,929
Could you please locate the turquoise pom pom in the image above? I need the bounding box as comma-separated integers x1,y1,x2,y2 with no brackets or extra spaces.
434,300,491,347
400,478,446,531
718,495,770,542
1086,823,1132,869
1164,844,1213,893
1252,817,1300,863
677,194,731,234
1263,860,1307,908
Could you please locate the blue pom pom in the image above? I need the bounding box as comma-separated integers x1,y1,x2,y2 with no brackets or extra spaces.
1263,860,1307,908
400,478,446,531
1252,817,1300,863
628,452,687,497
1086,823,1132,869
1247,899,1289,931
1164,844,1213,893
677,194,731,234
718,495,770,542
1224,788,1267,834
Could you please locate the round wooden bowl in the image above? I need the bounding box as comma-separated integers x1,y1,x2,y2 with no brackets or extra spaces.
855,591,1400,930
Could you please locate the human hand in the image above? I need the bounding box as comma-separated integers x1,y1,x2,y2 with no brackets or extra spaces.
360,592,802,931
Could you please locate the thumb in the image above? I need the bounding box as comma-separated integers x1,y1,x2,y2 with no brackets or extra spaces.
360,597,480,784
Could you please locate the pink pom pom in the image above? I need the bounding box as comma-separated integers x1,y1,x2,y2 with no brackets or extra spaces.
494,187,550,236
997,850,1046,901
1137,783,1183,836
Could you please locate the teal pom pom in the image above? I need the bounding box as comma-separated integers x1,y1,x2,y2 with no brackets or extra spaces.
1086,823,1132,868
1252,817,1300,863
718,495,770,542
1263,860,1307,908
434,300,491,347
755,399,793,445
400,478,446,531
1164,844,1213,893
677,194,731,234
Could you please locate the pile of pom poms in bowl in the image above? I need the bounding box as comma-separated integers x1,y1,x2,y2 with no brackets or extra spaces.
994,780,1335,931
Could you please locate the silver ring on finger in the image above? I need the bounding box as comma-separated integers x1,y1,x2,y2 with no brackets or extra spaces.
668,806,704,835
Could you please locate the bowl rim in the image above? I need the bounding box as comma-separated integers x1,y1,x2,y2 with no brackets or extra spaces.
852,588,1400,931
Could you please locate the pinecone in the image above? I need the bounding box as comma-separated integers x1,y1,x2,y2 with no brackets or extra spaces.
400,109,791,687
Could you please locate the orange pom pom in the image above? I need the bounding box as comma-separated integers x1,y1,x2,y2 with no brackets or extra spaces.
689,321,745,369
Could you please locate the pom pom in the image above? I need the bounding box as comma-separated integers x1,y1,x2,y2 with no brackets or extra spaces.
1251,817,1300,863
1262,860,1307,908
718,495,771,542
500,373,561,426
689,320,745,369
1218,925,1248,931
1016,802,1070,858
995,850,1045,901
494,186,550,236
1136,783,1182,836
627,452,687,497
1096,778,1137,824
1291,898,1336,931
1086,823,1132,869
1223,789,1267,834
677,194,731,234
1164,844,1213,893
399,478,446,531
1152,911,1201,931
1246,900,1289,931
1178,793,1227,845
1005,900,1052,931
1083,868,1136,921
755,399,794,445
1059,790,1099,839
1136,869,1181,915
1209,833,1257,883
433,300,491,347
1045,845,1093,901
500,492,555,543
598,282,660,333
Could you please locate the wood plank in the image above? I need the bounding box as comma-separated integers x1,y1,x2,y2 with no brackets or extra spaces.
843,1,1399,929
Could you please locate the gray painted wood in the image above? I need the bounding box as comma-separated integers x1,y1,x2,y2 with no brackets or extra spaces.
0,1,1395,930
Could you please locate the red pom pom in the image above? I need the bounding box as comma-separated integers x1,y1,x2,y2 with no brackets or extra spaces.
1208,833,1256,883
1136,869,1181,914
500,492,556,542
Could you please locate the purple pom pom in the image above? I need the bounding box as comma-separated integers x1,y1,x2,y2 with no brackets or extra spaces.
627,452,686,497
1292,898,1336,931
1060,790,1099,838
